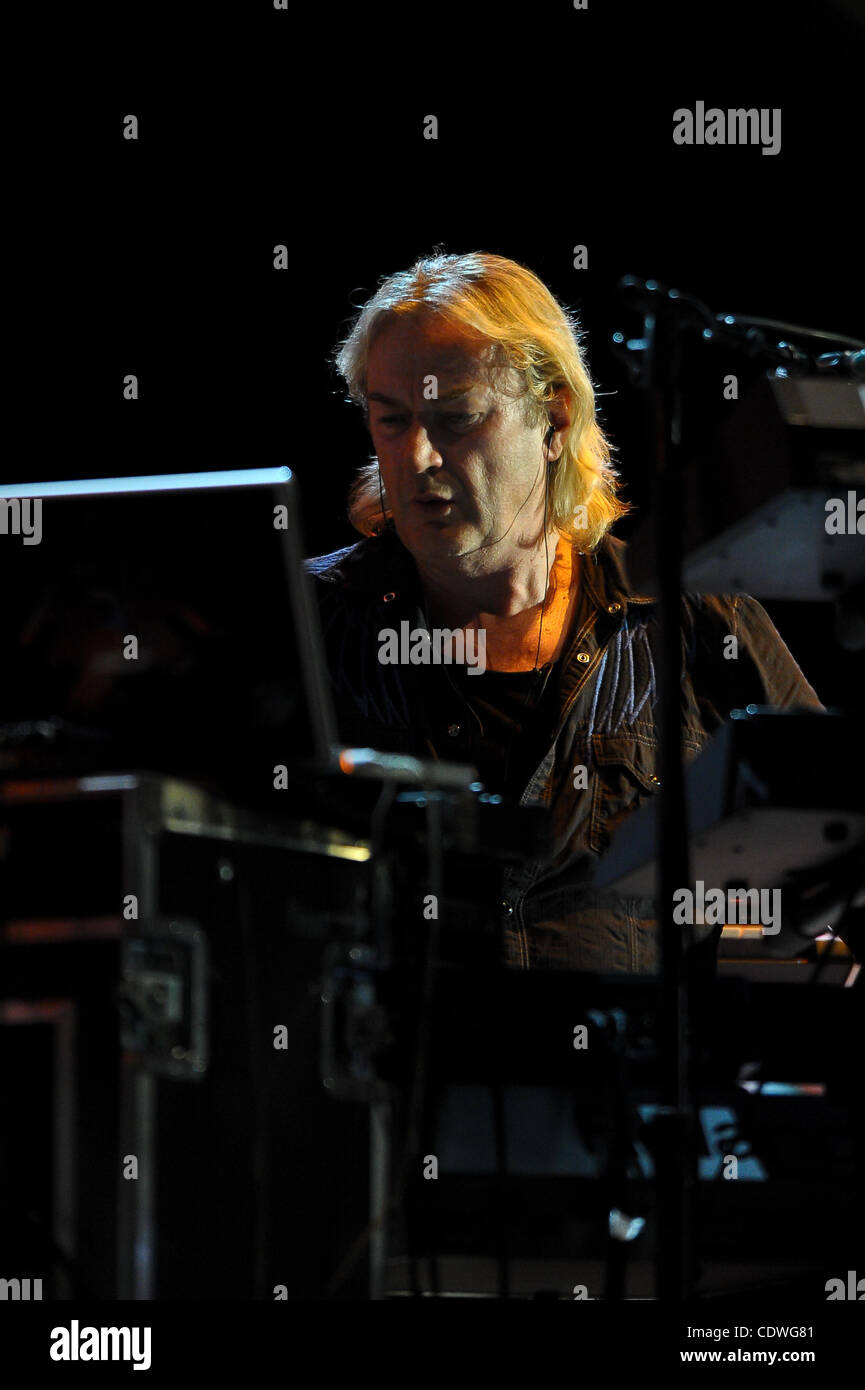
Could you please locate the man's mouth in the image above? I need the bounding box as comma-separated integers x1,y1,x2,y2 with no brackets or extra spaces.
412,496,454,511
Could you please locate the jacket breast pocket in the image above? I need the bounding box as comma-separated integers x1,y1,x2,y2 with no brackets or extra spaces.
589,735,663,856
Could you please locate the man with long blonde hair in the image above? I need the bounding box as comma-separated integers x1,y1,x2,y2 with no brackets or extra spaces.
307,251,821,973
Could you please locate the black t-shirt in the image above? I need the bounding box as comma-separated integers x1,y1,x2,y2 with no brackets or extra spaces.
446,660,563,800
426,548,590,799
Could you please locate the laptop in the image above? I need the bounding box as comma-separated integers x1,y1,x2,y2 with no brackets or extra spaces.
0,468,341,810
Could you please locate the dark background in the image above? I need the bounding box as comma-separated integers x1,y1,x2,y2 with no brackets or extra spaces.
2,0,864,1314
10,0,864,709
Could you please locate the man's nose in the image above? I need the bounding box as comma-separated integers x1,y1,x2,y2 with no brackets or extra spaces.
402,421,444,473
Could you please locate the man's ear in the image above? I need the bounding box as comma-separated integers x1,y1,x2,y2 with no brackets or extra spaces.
550,387,573,433
544,389,573,454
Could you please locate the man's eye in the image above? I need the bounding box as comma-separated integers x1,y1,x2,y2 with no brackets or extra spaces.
375,413,476,428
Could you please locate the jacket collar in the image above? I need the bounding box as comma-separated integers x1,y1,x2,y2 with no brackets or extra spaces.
306,523,655,617
579,533,655,618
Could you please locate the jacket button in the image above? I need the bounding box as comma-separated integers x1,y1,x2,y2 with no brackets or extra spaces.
608,602,622,614
577,652,590,664
447,723,461,737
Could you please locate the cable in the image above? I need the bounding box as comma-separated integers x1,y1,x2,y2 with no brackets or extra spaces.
394,790,445,1297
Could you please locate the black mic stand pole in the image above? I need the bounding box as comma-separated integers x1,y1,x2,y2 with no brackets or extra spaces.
614,279,699,1300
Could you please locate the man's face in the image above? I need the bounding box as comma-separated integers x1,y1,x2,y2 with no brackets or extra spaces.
366,314,547,568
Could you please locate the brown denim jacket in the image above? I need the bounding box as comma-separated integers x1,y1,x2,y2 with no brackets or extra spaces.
305,527,823,973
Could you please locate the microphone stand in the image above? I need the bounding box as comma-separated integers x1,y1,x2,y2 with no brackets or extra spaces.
613,279,702,1300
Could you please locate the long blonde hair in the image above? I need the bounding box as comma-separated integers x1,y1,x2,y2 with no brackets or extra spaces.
332,250,630,547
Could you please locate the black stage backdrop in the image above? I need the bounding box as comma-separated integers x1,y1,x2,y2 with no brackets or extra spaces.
4,0,865,1341
11,0,864,708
